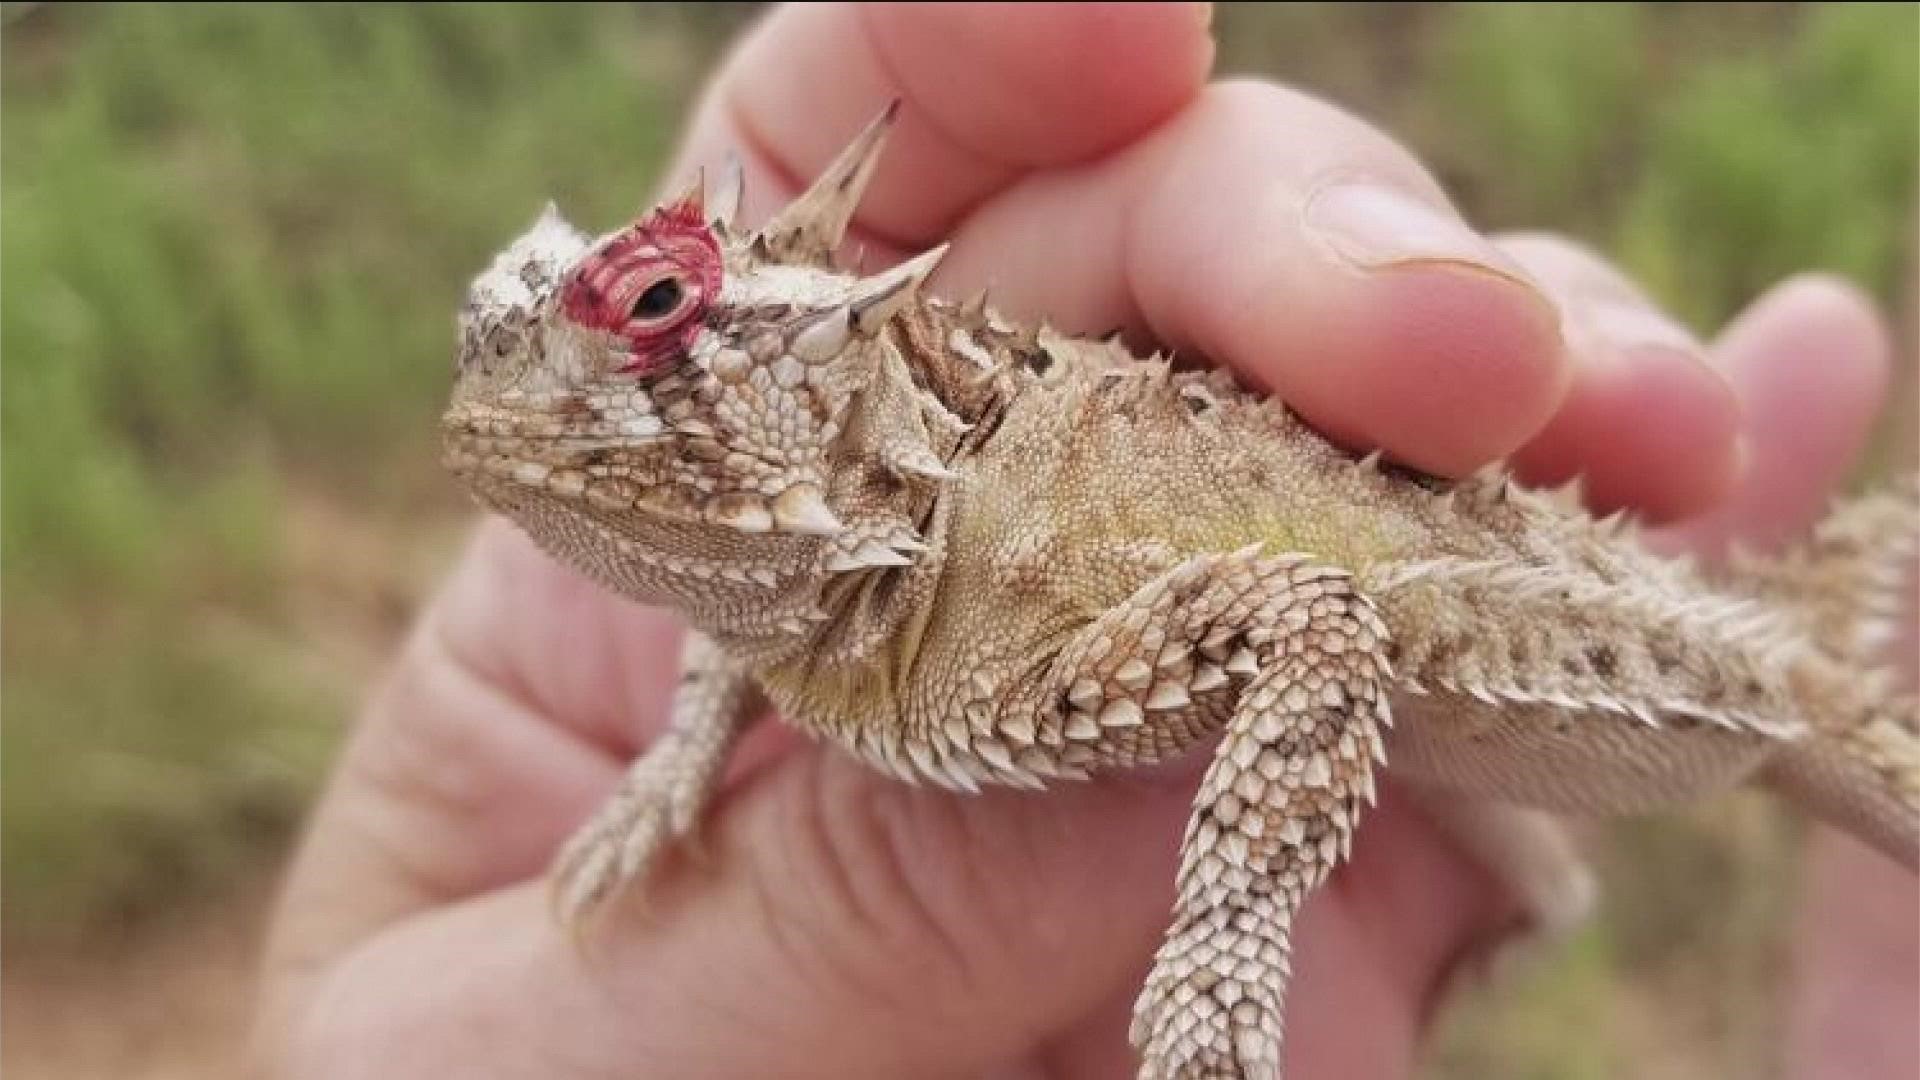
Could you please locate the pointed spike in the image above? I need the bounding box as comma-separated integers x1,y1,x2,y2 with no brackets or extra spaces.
771,483,843,535
906,739,937,779
889,443,958,482
1098,699,1145,729
976,740,1015,772
941,717,971,749
1552,473,1588,508
999,715,1037,746
1114,658,1153,690
853,540,913,568
660,167,705,222
1016,747,1055,774
1200,627,1237,661
1191,664,1229,693
707,496,773,534
959,289,989,322
710,152,744,229
850,244,950,336
790,306,853,365
759,100,901,260
941,758,981,794
1005,761,1049,790
1145,681,1192,711
1068,678,1103,711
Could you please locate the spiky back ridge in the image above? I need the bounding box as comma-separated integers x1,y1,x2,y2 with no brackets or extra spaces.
890,280,1863,800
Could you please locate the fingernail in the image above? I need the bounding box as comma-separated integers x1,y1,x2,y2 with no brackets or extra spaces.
1305,182,1539,287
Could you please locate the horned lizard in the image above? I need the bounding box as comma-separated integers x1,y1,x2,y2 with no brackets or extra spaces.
441,106,1920,1079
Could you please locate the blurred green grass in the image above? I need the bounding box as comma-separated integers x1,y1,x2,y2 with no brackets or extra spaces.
2,2,1914,1075
1,0,742,936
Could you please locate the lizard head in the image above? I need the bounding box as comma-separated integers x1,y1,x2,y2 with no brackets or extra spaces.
442,104,957,642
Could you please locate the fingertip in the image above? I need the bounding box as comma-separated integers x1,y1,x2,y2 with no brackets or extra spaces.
714,2,1212,244
1346,265,1570,476
863,2,1214,166
1715,272,1893,411
1112,83,1569,476
1659,273,1896,553
1514,342,1745,523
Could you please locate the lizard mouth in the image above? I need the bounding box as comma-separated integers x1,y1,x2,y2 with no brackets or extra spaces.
440,404,670,459
439,420,634,487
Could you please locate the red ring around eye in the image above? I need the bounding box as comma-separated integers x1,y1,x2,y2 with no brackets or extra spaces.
560,207,722,376
613,270,696,331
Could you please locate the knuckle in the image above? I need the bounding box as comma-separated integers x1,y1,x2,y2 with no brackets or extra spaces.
1493,231,1650,306
1201,78,1451,203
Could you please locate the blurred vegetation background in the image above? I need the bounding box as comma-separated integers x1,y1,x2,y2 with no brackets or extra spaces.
3,3,1914,1077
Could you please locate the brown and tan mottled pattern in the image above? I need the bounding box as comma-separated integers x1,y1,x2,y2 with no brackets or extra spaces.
442,108,1919,1080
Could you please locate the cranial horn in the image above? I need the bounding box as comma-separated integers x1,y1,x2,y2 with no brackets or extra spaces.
709,152,745,231
758,100,901,262
653,168,706,225
848,244,950,336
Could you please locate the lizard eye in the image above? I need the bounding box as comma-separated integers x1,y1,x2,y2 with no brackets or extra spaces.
558,202,722,374
630,277,685,322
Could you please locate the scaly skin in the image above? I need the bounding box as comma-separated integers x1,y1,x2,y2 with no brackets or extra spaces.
442,107,1920,1079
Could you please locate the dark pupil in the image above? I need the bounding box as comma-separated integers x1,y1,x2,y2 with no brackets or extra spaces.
631,277,684,321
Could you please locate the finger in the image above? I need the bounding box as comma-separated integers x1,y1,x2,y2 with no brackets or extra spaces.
280,759,1504,1080
669,2,1214,243
436,520,688,755
1784,831,1920,1080
938,80,1568,476
259,524,661,1007
1495,232,1743,522
1654,274,1892,557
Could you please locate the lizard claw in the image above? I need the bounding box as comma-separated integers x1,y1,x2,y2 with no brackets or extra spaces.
549,755,707,936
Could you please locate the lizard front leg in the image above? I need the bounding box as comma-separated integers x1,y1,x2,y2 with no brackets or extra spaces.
1035,549,1392,1079
552,631,763,925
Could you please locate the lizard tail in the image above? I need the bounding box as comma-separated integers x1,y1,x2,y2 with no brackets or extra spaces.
1726,477,1917,663
1741,476,1920,869
1762,692,1919,869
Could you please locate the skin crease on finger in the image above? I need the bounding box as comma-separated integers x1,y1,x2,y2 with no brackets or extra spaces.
258,5,1915,1080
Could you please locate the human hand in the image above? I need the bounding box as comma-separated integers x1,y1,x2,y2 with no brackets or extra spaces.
255,5,1914,1077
